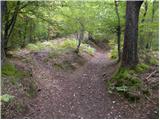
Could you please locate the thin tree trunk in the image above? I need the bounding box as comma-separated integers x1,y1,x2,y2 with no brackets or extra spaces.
1,1,7,65
148,0,156,49
76,23,84,54
76,29,84,53
122,1,143,68
115,0,121,62
47,24,50,41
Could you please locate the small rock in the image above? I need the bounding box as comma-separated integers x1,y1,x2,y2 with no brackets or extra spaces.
112,101,116,104
154,111,158,114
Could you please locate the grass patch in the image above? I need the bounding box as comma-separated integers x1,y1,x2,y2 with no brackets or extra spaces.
109,46,118,59
133,63,149,73
2,62,25,85
148,57,158,65
59,39,95,55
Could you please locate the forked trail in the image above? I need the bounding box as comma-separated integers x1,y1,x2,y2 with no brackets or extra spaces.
23,50,117,119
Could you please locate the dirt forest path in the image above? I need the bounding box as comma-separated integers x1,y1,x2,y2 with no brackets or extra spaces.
22,49,118,119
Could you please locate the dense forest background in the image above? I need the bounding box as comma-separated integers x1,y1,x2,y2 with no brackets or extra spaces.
1,1,158,57
1,0,159,119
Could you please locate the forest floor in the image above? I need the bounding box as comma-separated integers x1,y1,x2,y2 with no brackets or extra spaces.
1,38,159,119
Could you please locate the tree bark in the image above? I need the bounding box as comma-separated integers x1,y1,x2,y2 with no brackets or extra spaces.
122,1,143,68
75,23,84,54
115,0,121,62
4,1,20,54
1,1,7,65
76,29,84,54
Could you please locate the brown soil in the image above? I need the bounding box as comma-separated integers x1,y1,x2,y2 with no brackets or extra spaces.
2,47,159,119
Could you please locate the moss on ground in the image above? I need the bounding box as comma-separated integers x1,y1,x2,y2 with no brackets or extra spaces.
109,63,150,101
133,63,149,73
2,62,25,85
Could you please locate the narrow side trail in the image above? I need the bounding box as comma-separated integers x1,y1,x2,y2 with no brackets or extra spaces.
23,50,117,119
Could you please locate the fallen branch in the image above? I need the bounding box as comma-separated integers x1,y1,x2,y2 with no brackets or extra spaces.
145,95,156,104
145,70,157,80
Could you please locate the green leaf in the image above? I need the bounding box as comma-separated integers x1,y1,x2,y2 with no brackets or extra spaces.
0,94,14,102
116,85,128,92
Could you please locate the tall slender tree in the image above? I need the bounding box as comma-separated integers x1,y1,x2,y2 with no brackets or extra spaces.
1,1,7,64
115,0,121,62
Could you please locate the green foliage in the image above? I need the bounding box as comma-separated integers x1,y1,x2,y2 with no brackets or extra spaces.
0,94,14,103
108,40,117,59
148,57,158,65
27,39,95,56
108,37,123,60
60,39,77,49
115,85,128,92
110,67,144,100
110,47,118,59
2,62,25,85
133,63,149,73
2,63,24,78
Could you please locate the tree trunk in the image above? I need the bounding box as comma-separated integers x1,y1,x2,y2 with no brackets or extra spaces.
1,1,7,65
76,23,84,54
47,24,50,41
76,29,84,53
122,1,143,68
115,0,121,62
148,0,156,49
4,1,20,54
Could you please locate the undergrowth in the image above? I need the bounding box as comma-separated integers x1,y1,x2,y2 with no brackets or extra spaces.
2,62,37,97
108,63,150,101
2,62,25,85
26,39,95,56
